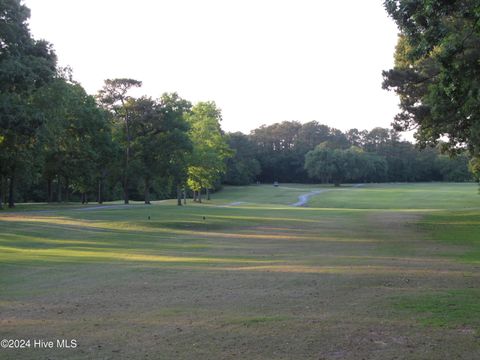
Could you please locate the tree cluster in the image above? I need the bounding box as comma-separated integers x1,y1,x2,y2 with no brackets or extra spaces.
224,121,473,186
382,0,480,178
0,0,231,208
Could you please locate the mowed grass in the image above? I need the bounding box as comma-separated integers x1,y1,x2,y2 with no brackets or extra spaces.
308,182,480,209
1,183,480,359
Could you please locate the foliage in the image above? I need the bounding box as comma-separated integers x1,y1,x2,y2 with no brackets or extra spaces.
186,102,232,196
235,121,469,185
382,0,480,163
223,132,261,185
0,0,57,207
304,145,388,186
97,78,142,204
129,93,192,204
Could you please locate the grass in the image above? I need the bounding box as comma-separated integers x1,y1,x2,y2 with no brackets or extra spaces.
1,183,480,359
227,315,291,327
395,290,480,330
307,182,479,209
417,210,480,263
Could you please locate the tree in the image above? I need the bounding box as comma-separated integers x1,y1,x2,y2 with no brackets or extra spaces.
382,0,480,166
304,144,388,186
304,145,347,186
130,93,192,205
186,102,232,201
35,75,112,204
436,153,472,182
224,132,261,185
97,78,142,204
157,93,192,206
0,0,57,207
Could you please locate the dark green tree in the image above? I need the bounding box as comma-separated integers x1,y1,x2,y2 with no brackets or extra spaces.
383,0,480,166
130,93,192,205
97,78,142,204
304,145,347,186
224,132,261,185
35,75,112,203
0,0,57,207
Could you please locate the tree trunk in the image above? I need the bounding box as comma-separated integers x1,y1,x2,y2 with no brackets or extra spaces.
65,177,69,203
8,173,15,208
198,188,202,203
47,178,53,203
193,190,197,202
124,113,131,205
176,185,182,206
183,186,187,205
123,169,129,204
144,177,151,204
97,178,103,204
207,188,210,200
0,176,3,210
57,176,62,203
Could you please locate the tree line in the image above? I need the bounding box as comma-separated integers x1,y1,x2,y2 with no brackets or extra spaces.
224,121,473,186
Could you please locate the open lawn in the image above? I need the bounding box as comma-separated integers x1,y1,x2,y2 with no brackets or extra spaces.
1,183,479,359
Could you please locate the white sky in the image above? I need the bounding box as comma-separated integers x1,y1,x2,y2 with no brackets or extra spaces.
24,0,400,135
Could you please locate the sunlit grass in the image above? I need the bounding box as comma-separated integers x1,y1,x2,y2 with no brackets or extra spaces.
0,246,273,265
307,182,479,209
1,182,480,358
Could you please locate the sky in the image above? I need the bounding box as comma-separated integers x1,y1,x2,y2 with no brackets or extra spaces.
24,0,401,135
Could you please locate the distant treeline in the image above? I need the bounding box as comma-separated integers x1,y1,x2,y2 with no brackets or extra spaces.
224,121,473,186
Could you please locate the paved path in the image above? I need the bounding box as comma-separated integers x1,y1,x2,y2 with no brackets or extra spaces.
289,190,329,207
216,201,247,208
288,184,364,207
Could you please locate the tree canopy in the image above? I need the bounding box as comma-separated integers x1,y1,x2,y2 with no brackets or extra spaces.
382,0,480,167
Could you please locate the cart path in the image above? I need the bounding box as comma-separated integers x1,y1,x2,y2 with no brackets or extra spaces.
288,184,364,207
289,190,329,207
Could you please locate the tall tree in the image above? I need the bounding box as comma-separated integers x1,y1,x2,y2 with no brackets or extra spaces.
158,93,192,206
35,75,112,203
186,102,232,201
383,0,480,167
0,0,57,207
97,78,142,204
130,93,192,205
224,132,261,185
304,145,347,186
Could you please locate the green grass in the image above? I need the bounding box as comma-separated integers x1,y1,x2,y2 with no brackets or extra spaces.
210,184,327,205
395,290,480,329
1,182,480,359
307,182,480,209
418,210,480,263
